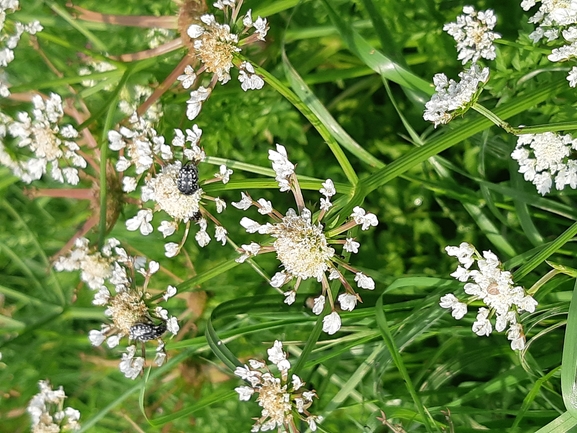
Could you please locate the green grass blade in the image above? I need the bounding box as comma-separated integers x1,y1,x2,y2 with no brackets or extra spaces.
252,60,359,185
281,52,383,169
533,411,577,433
513,222,577,281
561,279,577,417
321,0,432,98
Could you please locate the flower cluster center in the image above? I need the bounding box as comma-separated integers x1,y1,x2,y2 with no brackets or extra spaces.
271,212,334,281
109,291,148,335
151,163,202,221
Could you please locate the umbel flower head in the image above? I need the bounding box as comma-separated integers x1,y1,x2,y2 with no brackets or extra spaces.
59,240,180,379
233,144,378,335
522,0,577,86
441,242,538,351
234,340,323,432
0,93,86,184
27,380,81,432
0,1,43,79
443,6,501,65
423,65,489,127
511,132,577,195
109,116,232,257
179,0,268,119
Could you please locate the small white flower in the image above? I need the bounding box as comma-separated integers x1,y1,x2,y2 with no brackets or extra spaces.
257,198,273,214
215,226,228,245
355,272,375,290
186,86,211,120
177,65,196,89
320,179,336,197
187,24,205,39
107,335,120,348
271,271,288,288
89,329,106,346
122,176,137,192
164,285,177,301
240,217,262,233
439,293,468,319
232,192,253,210
267,340,291,371
215,197,227,213
319,197,332,211
338,293,358,311
164,242,180,257
269,144,295,190
283,290,296,305
235,386,255,401
195,228,211,247
351,206,378,230
445,242,475,269
238,61,264,91
167,316,179,334
472,308,492,336
125,209,154,235
158,220,177,238
322,311,342,335
215,164,233,183
312,295,325,315
343,238,360,254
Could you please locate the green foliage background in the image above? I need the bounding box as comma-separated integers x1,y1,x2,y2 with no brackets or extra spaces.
2,0,577,432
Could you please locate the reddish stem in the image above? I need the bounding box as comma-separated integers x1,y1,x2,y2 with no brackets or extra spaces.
26,188,94,200
111,38,184,62
69,4,178,29
137,53,190,116
49,214,99,261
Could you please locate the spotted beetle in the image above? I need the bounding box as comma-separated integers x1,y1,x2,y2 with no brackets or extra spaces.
177,161,199,195
129,322,167,342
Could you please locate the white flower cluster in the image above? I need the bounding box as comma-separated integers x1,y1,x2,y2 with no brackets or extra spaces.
234,341,322,432
108,112,170,191
0,1,43,94
114,123,231,256
179,3,268,120
0,93,86,184
423,65,489,127
54,237,119,289
443,6,501,64
522,0,577,87
55,238,179,379
233,144,378,335
511,132,577,195
28,380,81,432
441,242,538,351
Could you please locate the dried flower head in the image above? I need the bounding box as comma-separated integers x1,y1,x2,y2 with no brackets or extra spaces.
0,93,85,184
27,380,81,432
443,6,501,64
423,65,490,127
234,340,322,432
511,132,577,195
441,242,537,351
110,119,231,256
233,144,378,334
